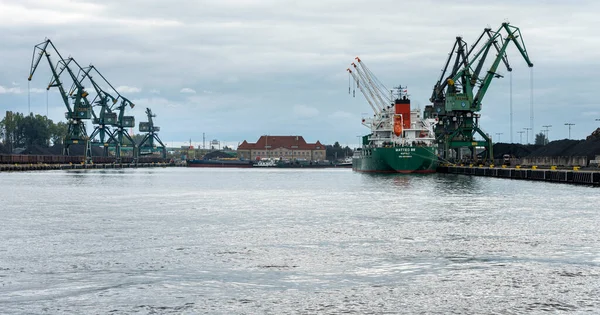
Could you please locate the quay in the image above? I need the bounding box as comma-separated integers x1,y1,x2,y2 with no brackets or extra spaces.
437,164,600,186
0,162,180,172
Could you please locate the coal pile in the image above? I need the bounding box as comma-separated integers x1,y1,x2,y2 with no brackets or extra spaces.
0,143,9,154
203,150,235,159
527,140,583,157
563,138,600,159
492,143,541,159
586,128,600,141
21,144,106,156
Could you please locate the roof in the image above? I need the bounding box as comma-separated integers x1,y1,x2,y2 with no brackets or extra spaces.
238,136,324,150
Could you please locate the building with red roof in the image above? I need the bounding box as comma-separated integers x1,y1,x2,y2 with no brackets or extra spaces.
237,135,326,161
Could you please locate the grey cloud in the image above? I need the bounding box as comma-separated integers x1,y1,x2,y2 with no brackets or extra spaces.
2,0,600,144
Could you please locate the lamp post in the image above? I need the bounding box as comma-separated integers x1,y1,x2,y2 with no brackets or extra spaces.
495,133,503,143
565,123,575,139
517,131,525,144
524,127,532,144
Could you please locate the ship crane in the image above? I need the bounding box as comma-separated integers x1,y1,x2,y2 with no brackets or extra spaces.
28,39,93,162
347,57,397,134
138,108,166,159
427,22,533,162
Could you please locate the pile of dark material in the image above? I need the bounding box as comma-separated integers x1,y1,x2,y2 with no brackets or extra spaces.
492,143,541,159
203,150,235,160
527,140,583,157
19,144,107,156
0,143,9,154
491,128,600,160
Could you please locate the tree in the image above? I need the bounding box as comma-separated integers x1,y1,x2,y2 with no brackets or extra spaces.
535,132,548,145
50,122,68,145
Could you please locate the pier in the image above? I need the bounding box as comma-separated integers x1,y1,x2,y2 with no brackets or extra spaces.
437,164,600,186
0,162,179,172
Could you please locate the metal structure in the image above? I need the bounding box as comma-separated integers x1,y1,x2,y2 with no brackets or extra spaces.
74,65,120,157
565,123,575,139
28,39,93,162
109,96,137,163
427,23,534,162
75,65,137,162
138,108,166,158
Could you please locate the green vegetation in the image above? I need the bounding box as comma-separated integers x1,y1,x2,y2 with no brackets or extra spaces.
325,141,353,161
0,111,67,151
535,132,548,145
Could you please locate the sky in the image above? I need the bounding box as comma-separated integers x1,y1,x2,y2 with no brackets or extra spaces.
1,0,600,149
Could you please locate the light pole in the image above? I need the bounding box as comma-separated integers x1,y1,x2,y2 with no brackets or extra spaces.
517,131,525,144
524,127,532,144
542,125,552,144
565,123,575,139
495,133,503,143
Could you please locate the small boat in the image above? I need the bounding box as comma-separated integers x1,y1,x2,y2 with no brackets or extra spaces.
253,159,277,167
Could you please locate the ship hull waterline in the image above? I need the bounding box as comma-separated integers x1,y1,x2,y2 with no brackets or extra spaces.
352,146,438,174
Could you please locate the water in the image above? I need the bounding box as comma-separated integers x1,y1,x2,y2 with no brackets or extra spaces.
1,168,599,314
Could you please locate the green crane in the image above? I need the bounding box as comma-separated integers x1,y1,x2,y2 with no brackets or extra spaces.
29,39,93,162
108,96,137,163
138,108,166,159
428,23,533,162
75,65,137,163
73,64,120,158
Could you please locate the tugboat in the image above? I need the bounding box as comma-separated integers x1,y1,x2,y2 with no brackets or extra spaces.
352,85,439,173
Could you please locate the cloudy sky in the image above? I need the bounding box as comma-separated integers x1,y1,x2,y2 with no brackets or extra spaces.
1,0,599,148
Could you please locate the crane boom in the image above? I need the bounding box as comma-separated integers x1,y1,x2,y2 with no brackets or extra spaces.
347,68,379,114
428,22,533,162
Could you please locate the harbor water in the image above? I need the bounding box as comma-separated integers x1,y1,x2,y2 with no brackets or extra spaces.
1,168,599,314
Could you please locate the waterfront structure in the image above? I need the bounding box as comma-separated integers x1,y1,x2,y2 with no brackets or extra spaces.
237,136,326,161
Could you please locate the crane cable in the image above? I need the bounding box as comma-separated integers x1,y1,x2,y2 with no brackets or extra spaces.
530,67,534,144
509,71,513,143
27,80,31,114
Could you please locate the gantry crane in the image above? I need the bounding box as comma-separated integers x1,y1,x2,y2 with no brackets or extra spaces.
138,108,166,159
29,39,93,162
428,23,533,162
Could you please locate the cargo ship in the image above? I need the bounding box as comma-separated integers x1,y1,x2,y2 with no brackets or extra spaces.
351,85,439,173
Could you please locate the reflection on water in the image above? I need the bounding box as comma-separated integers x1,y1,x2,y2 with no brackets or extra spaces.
1,168,599,314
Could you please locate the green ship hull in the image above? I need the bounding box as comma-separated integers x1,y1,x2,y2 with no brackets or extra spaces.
352,146,438,173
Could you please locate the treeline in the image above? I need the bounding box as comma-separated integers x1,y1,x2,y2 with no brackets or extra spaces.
325,142,353,161
0,111,67,151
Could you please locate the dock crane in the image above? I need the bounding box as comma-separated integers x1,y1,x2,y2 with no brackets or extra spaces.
74,65,136,162
73,64,120,158
108,96,137,163
29,39,93,162
427,23,533,162
138,108,166,158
